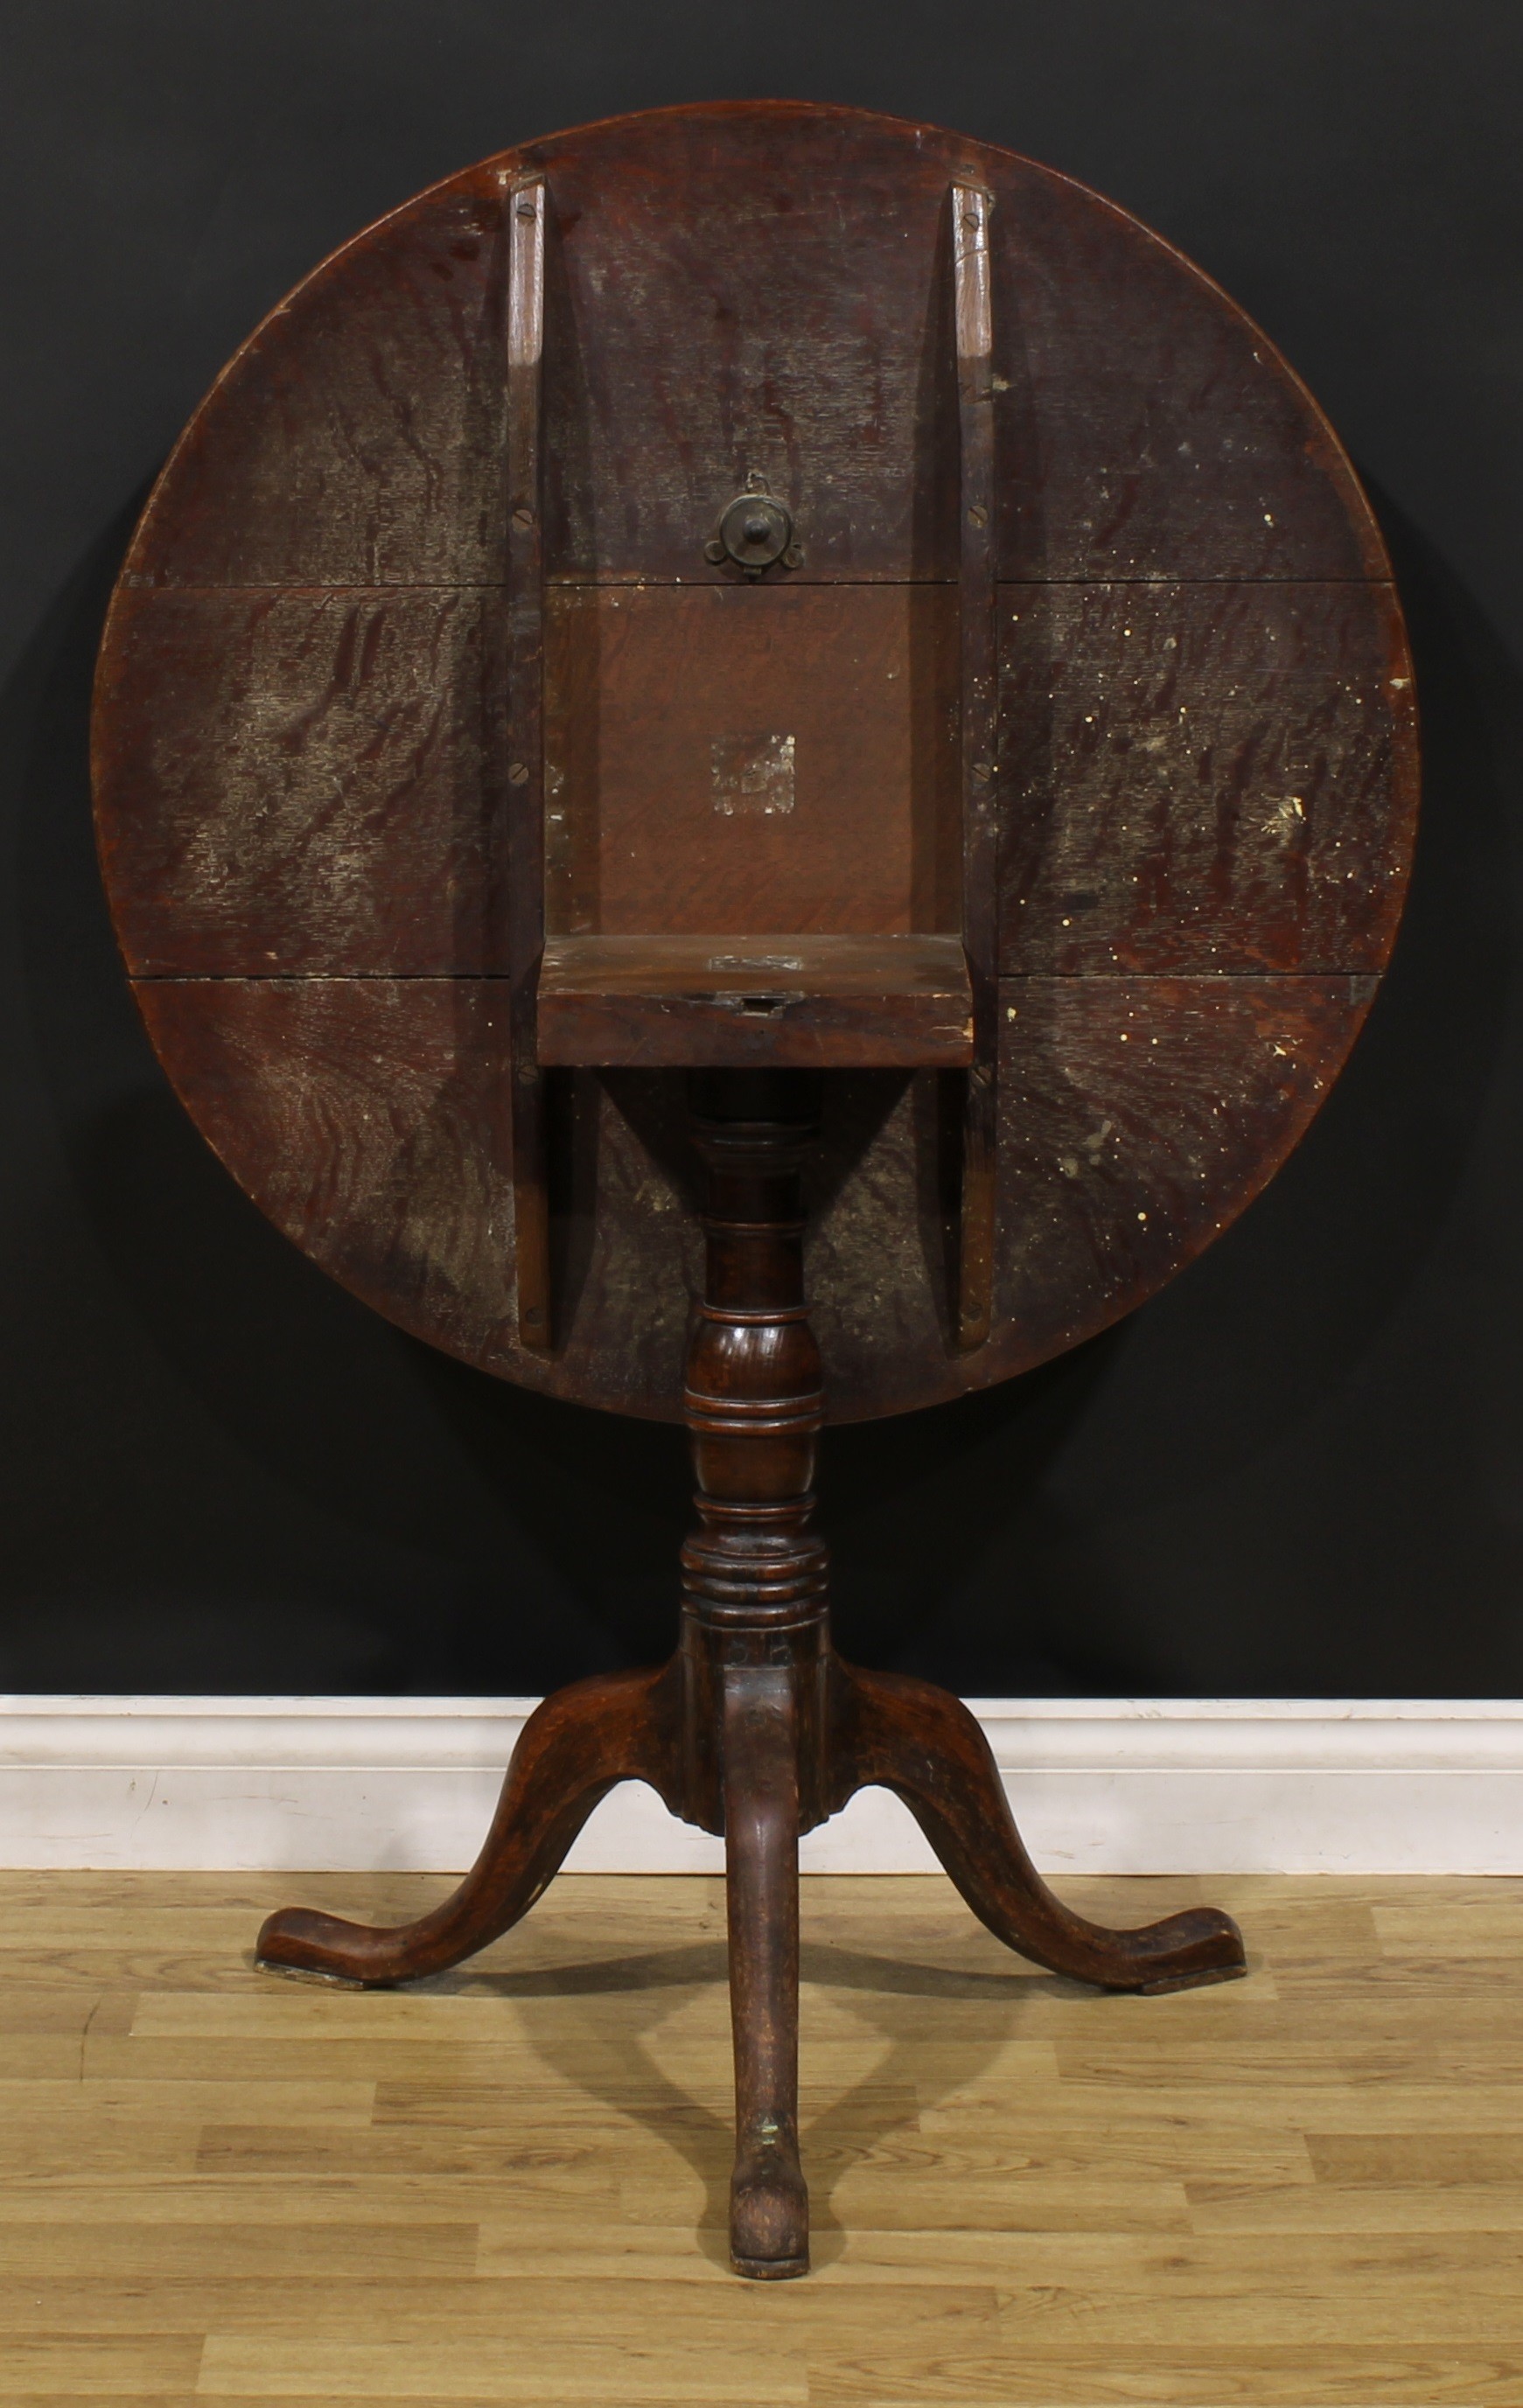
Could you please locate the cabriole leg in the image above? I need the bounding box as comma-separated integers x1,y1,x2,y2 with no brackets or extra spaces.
832,1659,1246,1993
255,1662,681,1986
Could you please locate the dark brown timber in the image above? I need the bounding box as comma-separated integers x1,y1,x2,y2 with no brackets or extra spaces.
256,1070,1246,2275
97,101,1413,2286
678,1076,828,2275
134,968,1381,1419
952,182,1000,1351
503,173,551,1349
535,933,975,1069
251,1662,681,1986
92,104,1417,1407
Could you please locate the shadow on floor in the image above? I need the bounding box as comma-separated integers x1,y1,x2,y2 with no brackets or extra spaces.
248,1871,1222,2267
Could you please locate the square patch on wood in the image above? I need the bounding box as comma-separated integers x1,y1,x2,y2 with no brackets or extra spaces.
542,583,959,935
711,732,795,816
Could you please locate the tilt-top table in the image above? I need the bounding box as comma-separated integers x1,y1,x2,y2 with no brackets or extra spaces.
93,101,1419,2278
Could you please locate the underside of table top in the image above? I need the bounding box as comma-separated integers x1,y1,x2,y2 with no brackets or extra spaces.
93,101,1419,1421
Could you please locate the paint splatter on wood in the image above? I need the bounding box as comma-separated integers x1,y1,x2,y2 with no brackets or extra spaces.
95,102,1418,1418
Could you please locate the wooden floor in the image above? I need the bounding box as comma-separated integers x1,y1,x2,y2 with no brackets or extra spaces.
1,1872,1521,2404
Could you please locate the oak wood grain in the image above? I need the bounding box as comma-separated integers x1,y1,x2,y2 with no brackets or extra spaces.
542,583,961,940
97,577,1412,984
502,173,553,1349
998,579,1417,974
136,971,1375,1420
122,105,1383,591
86,115,1429,2293
536,934,974,1069
95,587,508,977
94,100,1417,1427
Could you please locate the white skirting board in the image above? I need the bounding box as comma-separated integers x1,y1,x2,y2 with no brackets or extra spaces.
1,1695,1521,1874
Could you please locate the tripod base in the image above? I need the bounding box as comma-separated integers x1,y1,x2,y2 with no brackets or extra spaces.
257,1071,1245,2276
257,1636,1245,2275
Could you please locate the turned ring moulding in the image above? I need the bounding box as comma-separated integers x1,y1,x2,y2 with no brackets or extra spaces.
91,100,1419,1425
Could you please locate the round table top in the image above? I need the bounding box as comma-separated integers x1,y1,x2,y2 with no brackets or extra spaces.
93,101,1418,1423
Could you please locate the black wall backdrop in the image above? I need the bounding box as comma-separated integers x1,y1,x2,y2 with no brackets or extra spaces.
2,2,1520,1698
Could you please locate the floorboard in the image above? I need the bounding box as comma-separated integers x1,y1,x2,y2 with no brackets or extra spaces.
0,1871,1519,2403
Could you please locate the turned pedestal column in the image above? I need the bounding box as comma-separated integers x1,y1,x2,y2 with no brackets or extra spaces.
255,1071,1245,2278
